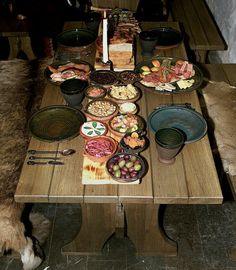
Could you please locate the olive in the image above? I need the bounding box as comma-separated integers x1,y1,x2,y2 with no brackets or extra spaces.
112,164,120,171
118,160,126,168
125,161,134,168
134,164,142,171
114,170,121,178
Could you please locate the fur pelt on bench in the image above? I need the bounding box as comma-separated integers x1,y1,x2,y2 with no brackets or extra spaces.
201,81,236,177
0,59,51,269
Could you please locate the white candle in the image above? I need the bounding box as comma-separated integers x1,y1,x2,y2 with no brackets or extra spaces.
102,11,109,63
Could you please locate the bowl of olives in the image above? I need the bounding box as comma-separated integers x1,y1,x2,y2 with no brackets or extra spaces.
106,153,146,183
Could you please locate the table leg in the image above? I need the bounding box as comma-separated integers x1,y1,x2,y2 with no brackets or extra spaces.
195,50,208,63
62,203,116,255
123,203,177,256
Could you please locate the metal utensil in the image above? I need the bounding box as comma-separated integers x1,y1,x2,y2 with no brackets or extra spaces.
29,156,61,160
27,161,64,165
28,149,76,156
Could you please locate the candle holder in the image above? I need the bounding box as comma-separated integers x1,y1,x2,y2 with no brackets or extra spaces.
101,60,113,71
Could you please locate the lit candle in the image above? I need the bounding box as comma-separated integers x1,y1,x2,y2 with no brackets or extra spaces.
102,11,109,63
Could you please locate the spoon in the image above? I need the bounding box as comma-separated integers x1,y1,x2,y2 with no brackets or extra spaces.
27,161,64,165
29,156,61,160
28,149,76,156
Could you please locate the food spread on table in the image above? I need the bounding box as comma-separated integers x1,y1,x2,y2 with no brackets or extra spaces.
47,62,91,83
138,59,195,91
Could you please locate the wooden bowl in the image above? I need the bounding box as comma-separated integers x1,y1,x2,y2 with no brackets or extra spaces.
84,136,117,163
84,98,119,123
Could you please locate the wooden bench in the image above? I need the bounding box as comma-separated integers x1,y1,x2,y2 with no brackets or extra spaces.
0,16,35,60
170,0,226,63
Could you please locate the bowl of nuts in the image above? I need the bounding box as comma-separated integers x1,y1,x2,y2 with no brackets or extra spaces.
106,153,146,183
84,99,119,122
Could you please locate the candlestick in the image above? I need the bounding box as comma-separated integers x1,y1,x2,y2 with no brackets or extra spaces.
102,11,109,63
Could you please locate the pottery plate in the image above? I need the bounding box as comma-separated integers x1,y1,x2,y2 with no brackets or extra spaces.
148,105,207,144
134,57,203,94
28,105,86,142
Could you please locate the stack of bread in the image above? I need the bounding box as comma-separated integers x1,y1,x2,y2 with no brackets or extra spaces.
108,11,140,70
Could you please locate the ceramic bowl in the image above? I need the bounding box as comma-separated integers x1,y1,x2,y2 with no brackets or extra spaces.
106,153,146,183
120,132,147,154
85,84,107,100
84,98,119,122
80,120,108,140
118,70,141,84
84,136,117,163
89,70,119,88
108,114,146,138
119,102,138,114
107,84,141,104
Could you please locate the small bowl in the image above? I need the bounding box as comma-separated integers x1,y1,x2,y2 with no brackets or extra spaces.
85,84,107,100
106,153,146,183
89,70,119,88
119,102,138,114
120,132,147,154
84,98,119,122
119,70,141,84
107,84,141,104
84,135,117,163
108,114,146,138
80,120,108,140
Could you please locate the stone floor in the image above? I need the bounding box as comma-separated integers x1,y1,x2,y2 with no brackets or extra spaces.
1,197,236,270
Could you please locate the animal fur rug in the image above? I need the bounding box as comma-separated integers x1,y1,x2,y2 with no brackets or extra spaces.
201,81,236,176
0,58,52,269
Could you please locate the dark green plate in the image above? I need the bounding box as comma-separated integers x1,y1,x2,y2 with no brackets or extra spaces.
28,105,86,142
148,105,207,144
44,59,94,85
57,29,96,48
134,56,203,94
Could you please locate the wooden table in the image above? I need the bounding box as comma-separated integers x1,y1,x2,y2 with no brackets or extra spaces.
15,21,223,256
